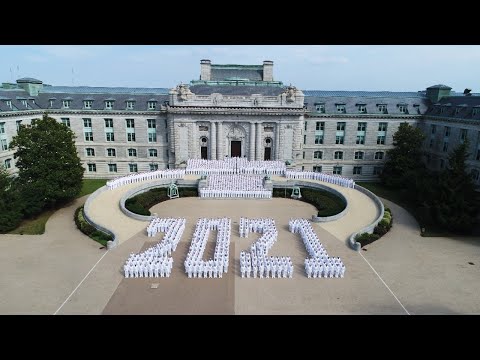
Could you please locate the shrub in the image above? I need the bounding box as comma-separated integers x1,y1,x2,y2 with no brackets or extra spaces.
125,187,198,216
74,205,112,246
355,232,380,246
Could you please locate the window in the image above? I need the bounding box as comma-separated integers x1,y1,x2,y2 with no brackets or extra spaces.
313,151,322,159
148,101,157,110
85,148,95,156
106,132,115,142
378,104,387,114
315,104,325,113
374,152,384,160
149,149,158,157
443,142,449,152
314,135,323,144
353,166,362,175
88,163,96,172
302,152,305,159
129,163,138,172
108,164,117,173
303,135,306,145
334,151,343,160
0,123,4,134
304,121,307,131
377,135,386,145
337,122,346,131
460,129,468,142
62,100,71,108
440,159,445,169
264,126,274,132
336,104,346,113
83,118,92,128
84,132,93,141
199,125,208,131
1,139,7,151
455,107,462,115
373,167,383,175
333,166,342,175
429,139,434,148
356,135,365,145
147,119,156,128
166,133,168,143
126,101,135,110
49,99,54,108
4,158,12,169
150,164,159,171
107,148,116,157
5,100,12,109
431,124,436,134
61,118,70,127
316,122,325,131
148,133,157,142
84,100,92,109
357,105,367,113
354,151,364,160
128,148,137,157
313,166,322,173
413,104,421,114
104,119,113,128
476,149,480,161
16,120,22,132
473,108,480,116
105,101,114,110
378,122,387,131
335,135,344,144
398,104,408,114
444,126,450,137
127,133,136,142
357,122,367,131
126,119,135,128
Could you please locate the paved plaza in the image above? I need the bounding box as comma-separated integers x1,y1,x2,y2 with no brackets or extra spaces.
0,180,479,314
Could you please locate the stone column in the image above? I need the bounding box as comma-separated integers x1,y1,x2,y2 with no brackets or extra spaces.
255,122,262,160
275,123,280,160
217,121,223,159
210,122,216,160
249,122,255,161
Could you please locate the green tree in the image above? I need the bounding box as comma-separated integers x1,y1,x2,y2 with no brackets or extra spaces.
0,167,23,232
9,113,84,216
432,140,480,233
381,122,426,189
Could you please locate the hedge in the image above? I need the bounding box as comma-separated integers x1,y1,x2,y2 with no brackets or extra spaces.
74,205,112,246
357,207,394,247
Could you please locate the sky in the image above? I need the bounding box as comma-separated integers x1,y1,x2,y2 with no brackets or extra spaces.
0,45,479,92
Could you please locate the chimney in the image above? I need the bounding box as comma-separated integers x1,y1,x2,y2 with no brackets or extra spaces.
263,60,273,81
200,59,211,81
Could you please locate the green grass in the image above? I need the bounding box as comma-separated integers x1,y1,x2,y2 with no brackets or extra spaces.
78,179,107,198
8,209,56,235
357,182,457,237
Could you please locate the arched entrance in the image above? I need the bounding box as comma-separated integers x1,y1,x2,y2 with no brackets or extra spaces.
200,137,208,159
264,137,272,160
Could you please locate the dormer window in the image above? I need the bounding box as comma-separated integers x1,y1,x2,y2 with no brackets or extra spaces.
21,99,28,107
377,104,388,114
84,100,93,109
105,100,114,110
413,104,421,114
49,99,55,108
357,104,367,113
315,103,325,113
398,104,408,114
336,104,346,114
126,101,135,110
5,100,12,109
148,101,157,110
62,100,71,108
473,107,480,116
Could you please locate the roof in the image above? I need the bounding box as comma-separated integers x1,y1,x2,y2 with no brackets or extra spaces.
40,86,170,95
211,68,263,82
16,77,43,84
427,84,452,90
424,95,480,120
189,84,284,96
303,90,426,98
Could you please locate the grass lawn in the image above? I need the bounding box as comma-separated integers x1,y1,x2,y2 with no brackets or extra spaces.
357,182,471,237
8,178,108,235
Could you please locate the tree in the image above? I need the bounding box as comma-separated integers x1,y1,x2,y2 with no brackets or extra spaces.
0,167,23,232
9,113,84,215
431,140,480,233
381,122,426,189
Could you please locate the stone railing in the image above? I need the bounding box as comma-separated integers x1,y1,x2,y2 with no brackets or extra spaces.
347,185,385,251
272,180,348,222
83,185,118,250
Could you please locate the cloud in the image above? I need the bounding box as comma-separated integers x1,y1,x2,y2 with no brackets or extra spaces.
36,45,107,59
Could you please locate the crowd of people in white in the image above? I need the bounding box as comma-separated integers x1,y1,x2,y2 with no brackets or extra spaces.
186,158,286,175
184,218,232,279
239,217,294,279
107,169,186,190
289,218,346,278
199,175,272,199
123,217,186,278
285,171,355,189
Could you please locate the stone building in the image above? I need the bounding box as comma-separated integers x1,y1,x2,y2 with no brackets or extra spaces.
0,60,479,187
